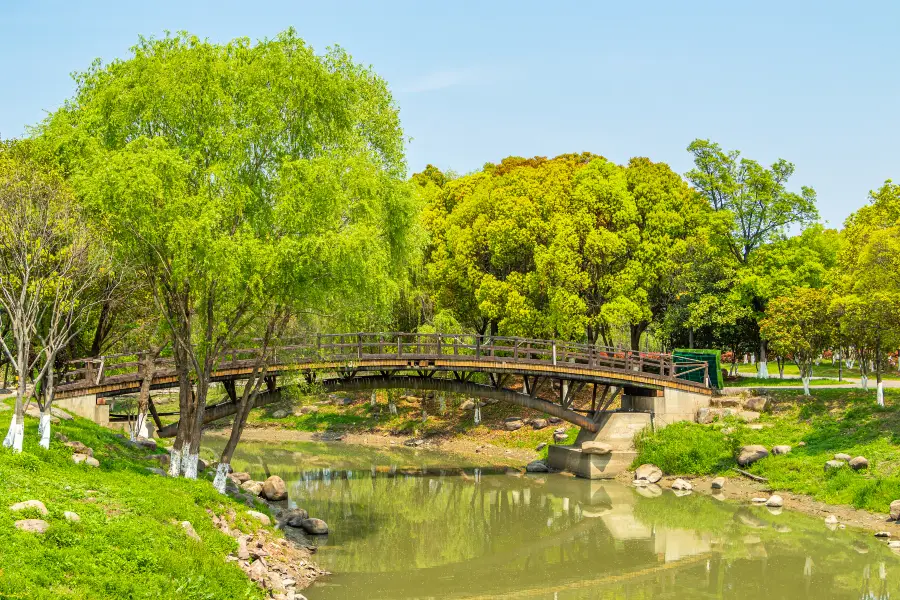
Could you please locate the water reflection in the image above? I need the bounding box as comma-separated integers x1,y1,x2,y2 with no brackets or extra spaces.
207,440,900,599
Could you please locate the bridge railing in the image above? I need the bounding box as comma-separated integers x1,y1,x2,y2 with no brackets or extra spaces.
60,333,710,390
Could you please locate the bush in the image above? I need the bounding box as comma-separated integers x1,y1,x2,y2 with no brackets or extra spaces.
633,422,737,475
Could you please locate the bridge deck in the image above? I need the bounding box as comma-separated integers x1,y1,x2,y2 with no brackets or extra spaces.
57,333,711,400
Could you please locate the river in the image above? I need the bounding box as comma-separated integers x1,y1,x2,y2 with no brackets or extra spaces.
204,439,900,599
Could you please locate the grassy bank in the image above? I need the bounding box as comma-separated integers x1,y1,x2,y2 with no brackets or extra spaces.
0,403,280,599
634,388,900,513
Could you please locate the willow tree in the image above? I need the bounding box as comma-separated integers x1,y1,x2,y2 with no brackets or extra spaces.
686,140,818,378
43,30,416,481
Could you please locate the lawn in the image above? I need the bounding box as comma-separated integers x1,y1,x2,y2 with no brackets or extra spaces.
0,401,274,600
731,361,900,380
634,388,900,514
728,376,850,387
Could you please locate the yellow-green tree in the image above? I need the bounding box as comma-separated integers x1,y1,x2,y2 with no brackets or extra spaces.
760,288,835,396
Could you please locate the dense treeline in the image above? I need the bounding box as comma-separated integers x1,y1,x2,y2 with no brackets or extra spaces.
0,28,897,480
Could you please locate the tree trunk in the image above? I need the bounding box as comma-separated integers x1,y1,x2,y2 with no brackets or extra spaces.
133,352,156,441
688,328,694,349
629,323,648,352
168,364,193,477
183,379,209,479
757,339,769,379
877,344,885,407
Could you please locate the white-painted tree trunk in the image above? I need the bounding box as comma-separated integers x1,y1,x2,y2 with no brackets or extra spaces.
213,462,230,494
474,406,481,425
39,413,51,449
877,382,885,407
12,420,23,452
3,413,17,448
370,391,376,407
861,374,869,391
389,401,397,415
757,361,769,379
439,394,446,414
168,447,183,477
182,452,199,479
751,354,756,365
802,377,810,396
133,411,150,440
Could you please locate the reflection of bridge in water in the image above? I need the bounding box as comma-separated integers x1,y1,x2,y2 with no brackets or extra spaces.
55,333,711,440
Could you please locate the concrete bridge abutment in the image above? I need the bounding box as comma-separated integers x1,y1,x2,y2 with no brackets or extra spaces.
547,387,711,479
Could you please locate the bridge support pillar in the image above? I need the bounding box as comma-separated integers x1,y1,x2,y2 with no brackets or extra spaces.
547,387,711,480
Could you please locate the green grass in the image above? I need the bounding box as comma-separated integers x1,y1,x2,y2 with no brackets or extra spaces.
634,387,900,514
633,421,739,475
729,376,849,387
732,361,900,380
0,403,274,600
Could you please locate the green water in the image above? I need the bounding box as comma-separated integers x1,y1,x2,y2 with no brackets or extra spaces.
207,440,900,599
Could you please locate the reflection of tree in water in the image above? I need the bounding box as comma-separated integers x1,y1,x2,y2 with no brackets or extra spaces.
212,441,900,600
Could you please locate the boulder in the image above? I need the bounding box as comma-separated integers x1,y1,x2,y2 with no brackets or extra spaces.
875,531,892,538
283,509,310,527
698,407,716,424
271,409,289,419
71,453,89,465
145,467,167,476
504,418,524,432
246,510,271,526
711,477,726,490
248,558,268,583
797,441,806,447
51,407,74,421
63,511,80,523
671,478,692,491
553,432,568,443
634,464,663,483
531,418,548,430
65,441,93,457
834,453,852,462
297,405,318,415
890,499,900,520
24,405,59,423
231,472,251,484
525,460,549,473
459,399,475,410
85,457,100,468
765,495,784,508
824,515,838,525
548,417,562,424
850,456,869,470
743,396,769,412
128,437,157,451
10,500,48,516
824,460,846,472
261,476,287,501
535,442,547,452
581,441,612,455
736,411,760,423
737,445,768,466
197,458,209,472
300,518,329,535
890,541,900,549
14,519,49,534
152,453,171,468
180,521,201,542
241,480,264,496
771,445,792,455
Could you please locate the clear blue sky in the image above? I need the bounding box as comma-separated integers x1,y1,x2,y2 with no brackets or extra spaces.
1,0,896,227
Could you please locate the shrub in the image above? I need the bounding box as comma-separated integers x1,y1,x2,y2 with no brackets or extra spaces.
633,422,738,475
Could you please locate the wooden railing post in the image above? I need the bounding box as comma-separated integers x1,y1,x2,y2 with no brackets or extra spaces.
397,334,402,358
552,342,557,366
476,336,481,359
436,333,441,357
357,335,362,359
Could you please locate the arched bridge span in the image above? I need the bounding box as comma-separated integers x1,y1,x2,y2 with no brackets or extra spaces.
55,333,711,436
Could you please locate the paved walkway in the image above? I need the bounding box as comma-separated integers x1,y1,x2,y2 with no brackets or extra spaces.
723,374,900,392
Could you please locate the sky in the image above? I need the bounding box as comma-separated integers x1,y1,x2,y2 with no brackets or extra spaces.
1,0,897,228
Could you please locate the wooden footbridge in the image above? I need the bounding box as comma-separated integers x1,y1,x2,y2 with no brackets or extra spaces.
55,333,711,437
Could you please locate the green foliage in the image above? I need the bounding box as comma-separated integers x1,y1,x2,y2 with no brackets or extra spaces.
633,421,738,475
418,153,707,347
760,287,835,382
